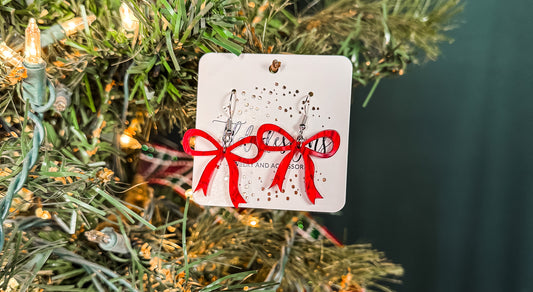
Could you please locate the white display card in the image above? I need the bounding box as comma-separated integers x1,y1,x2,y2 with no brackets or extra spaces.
192,53,352,212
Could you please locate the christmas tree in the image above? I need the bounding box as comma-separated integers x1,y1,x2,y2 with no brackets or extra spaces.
0,0,460,290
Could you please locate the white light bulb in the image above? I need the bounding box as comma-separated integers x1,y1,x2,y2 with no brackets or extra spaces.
60,15,97,36
24,18,43,64
120,3,139,32
120,133,132,145
0,42,23,67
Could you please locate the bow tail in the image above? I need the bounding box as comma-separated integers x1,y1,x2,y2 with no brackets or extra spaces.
304,156,323,204
227,159,247,208
194,155,223,195
270,151,295,191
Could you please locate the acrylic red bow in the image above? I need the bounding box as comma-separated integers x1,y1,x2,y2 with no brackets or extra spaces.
256,124,340,204
182,129,263,207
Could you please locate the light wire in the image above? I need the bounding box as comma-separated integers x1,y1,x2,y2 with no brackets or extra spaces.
0,69,54,250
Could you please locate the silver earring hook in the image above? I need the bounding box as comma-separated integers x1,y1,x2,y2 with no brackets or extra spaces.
297,94,310,143
226,89,237,119
222,89,237,150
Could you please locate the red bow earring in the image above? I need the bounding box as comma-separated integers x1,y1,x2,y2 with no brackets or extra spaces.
182,89,263,207
256,95,340,204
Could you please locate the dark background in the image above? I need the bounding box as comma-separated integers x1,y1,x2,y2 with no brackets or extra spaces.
317,0,533,291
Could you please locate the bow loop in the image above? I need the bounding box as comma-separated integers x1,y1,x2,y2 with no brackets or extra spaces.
182,129,222,156
226,136,263,165
256,124,340,205
182,129,263,208
256,124,296,152
302,130,340,158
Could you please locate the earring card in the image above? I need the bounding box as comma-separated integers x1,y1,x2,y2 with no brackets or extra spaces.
192,53,352,212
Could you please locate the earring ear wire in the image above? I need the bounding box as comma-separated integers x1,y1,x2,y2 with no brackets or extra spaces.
297,95,310,143
222,89,237,150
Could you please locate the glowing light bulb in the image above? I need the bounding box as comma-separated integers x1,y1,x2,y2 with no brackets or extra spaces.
0,42,23,67
120,3,139,32
120,132,141,149
60,15,97,36
245,216,259,227
120,133,132,145
25,18,42,64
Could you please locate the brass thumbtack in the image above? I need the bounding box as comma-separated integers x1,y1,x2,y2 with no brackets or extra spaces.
269,59,281,73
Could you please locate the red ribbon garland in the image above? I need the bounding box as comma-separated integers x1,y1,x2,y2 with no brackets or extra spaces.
182,129,263,208
256,124,340,204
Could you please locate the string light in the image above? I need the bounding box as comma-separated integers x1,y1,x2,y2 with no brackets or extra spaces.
41,14,97,47
0,18,55,252
25,18,42,64
120,133,133,145
120,117,142,149
60,15,97,36
120,129,141,149
0,42,23,67
54,84,72,112
85,229,111,244
85,227,129,254
120,2,139,32
245,216,259,227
